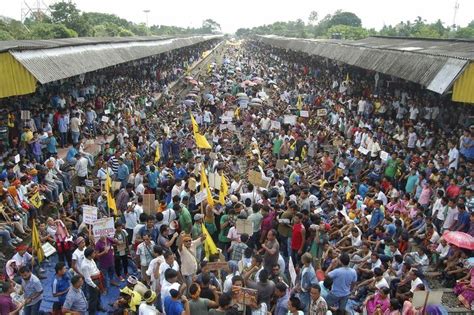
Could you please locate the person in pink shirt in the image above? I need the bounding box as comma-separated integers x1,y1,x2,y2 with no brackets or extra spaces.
417,181,433,210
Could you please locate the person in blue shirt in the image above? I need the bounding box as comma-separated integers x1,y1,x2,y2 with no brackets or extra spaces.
45,131,58,157
117,158,130,189
456,204,470,232
173,161,187,181
164,289,189,315
325,253,357,312
171,136,181,161
65,144,79,164
162,137,172,162
52,262,70,312
147,165,159,193
358,179,369,199
368,200,385,231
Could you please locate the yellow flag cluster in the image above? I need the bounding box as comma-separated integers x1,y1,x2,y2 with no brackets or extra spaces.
219,173,228,205
30,191,42,208
32,219,44,263
202,223,219,259
190,112,212,149
105,171,118,216
200,167,214,207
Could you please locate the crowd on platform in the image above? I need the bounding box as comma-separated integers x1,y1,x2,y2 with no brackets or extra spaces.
0,37,473,315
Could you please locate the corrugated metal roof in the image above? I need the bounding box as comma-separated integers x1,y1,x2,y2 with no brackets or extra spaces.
9,35,222,84
257,35,473,94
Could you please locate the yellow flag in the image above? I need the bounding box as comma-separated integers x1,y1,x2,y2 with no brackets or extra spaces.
297,95,303,110
219,174,228,205
32,219,44,263
105,171,118,216
202,223,219,259
234,107,240,120
195,133,212,149
30,191,42,208
190,112,200,134
200,167,214,207
301,146,307,160
154,144,161,164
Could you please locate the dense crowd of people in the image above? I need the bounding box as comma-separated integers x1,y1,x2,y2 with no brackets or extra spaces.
0,37,473,315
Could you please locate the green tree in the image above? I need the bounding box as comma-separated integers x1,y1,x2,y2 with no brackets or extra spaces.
29,23,78,39
327,25,368,39
202,19,221,33
328,11,362,28
308,11,318,25
0,29,14,40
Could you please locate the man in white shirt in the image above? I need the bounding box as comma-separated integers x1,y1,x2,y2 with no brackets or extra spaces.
448,142,459,170
74,153,89,182
81,247,103,313
146,246,164,292
71,237,86,276
159,251,180,285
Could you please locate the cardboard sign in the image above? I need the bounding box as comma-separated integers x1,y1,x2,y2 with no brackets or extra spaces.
317,108,327,116
85,179,94,187
42,242,57,258
289,257,297,287
233,286,258,306
82,205,98,225
235,219,253,235
76,97,85,103
208,173,222,190
276,159,286,170
13,164,20,174
219,123,236,131
333,139,343,147
76,186,86,194
20,110,31,120
104,109,111,115
224,110,234,118
195,190,208,205
270,120,281,130
300,110,309,117
101,116,109,123
283,115,297,125
358,147,369,155
206,261,230,272
248,170,271,188
380,151,389,161
338,162,346,170
143,194,156,215
14,154,20,164
221,116,232,122
412,290,443,308
58,193,64,206
92,217,115,240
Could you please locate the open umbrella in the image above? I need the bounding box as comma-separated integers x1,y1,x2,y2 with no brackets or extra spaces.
443,231,474,250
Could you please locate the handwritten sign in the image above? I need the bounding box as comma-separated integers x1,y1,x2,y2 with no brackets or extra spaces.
85,179,94,187
101,116,109,123
20,110,31,120
195,190,208,205
14,154,20,164
300,110,309,117
58,193,64,206
92,217,115,240
206,261,230,272
236,219,253,235
221,116,232,122
270,120,281,130
283,115,297,125
76,186,86,194
82,205,98,225
358,147,369,155
248,170,271,188
380,151,389,161
42,242,57,258
317,108,328,116
209,173,222,190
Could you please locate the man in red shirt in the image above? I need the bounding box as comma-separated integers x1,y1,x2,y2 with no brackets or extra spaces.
446,179,461,199
291,213,306,266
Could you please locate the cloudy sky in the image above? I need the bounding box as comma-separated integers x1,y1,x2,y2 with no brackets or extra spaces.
3,0,473,33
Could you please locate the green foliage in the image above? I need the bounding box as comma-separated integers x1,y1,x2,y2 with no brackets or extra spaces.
328,11,362,28
326,25,369,40
0,29,14,40
29,23,78,39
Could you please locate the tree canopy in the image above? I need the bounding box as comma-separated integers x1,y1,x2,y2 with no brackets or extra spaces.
0,1,221,40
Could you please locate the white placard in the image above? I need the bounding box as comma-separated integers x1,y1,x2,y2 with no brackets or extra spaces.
58,193,64,206
83,205,98,225
101,116,109,123
76,97,85,103
300,110,309,117
20,110,31,120
76,186,86,194
221,116,233,122
42,242,57,258
317,108,328,116
283,115,297,125
270,120,281,130
14,154,20,164
13,165,20,174
380,151,389,161
358,147,369,155
338,162,346,170
92,217,115,240
195,190,208,205
85,179,94,187
288,256,297,287
208,172,222,190
104,109,110,115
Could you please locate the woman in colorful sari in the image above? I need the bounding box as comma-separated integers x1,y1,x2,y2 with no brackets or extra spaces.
453,267,474,309
364,287,390,315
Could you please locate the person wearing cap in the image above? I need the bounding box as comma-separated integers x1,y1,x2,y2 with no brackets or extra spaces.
72,236,86,277
191,213,204,260
139,289,160,314
120,276,143,313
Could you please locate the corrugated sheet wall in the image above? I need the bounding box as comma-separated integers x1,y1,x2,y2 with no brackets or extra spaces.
453,63,474,104
0,52,37,99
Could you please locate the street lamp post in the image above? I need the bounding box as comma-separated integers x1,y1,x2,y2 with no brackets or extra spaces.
143,9,150,27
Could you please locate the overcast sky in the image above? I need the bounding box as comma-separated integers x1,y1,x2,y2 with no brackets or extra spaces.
3,0,473,33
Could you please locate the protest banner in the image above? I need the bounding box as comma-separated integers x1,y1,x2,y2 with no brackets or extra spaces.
248,170,271,188
82,205,98,225
358,147,369,155
206,262,230,273
195,190,208,205
76,186,86,194
92,217,115,240
300,110,309,117
101,116,109,123
208,172,222,190
42,242,57,258
380,151,389,161
283,115,297,125
14,154,20,164
270,120,281,129
85,179,94,187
